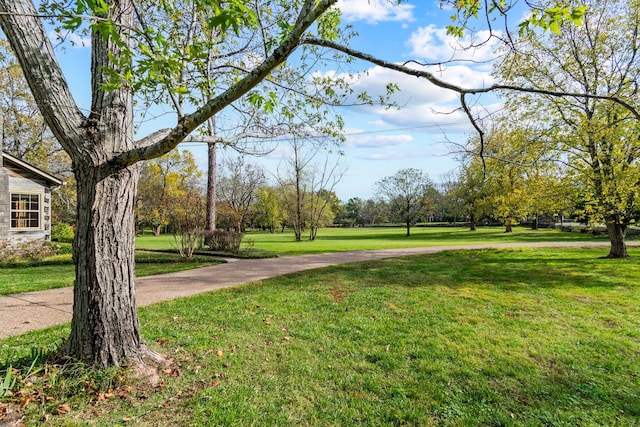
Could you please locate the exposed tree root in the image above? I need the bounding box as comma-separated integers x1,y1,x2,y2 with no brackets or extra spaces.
133,345,179,387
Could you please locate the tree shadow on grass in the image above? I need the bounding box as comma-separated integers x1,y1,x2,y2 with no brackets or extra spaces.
330,248,639,292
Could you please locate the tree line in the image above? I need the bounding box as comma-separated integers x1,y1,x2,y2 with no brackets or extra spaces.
136,148,618,243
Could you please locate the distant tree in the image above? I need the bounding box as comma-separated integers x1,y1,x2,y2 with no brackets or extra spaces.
376,168,437,236
338,197,365,227
475,130,533,232
254,187,282,233
308,189,341,240
463,120,572,232
275,138,344,240
136,150,202,235
168,185,206,258
217,157,265,232
452,160,488,231
437,170,466,224
360,199,387,226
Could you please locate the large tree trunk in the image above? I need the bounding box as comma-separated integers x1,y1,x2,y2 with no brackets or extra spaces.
67,165,148,365
469,212,477,231
406,221,411,237
606,221,628,258
63,0,163,368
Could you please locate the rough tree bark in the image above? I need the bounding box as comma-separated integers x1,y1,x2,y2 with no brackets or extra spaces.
69,165,146,365
606,221,628,258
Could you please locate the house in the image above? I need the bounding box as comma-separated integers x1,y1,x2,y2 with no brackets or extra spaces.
0,151,63,244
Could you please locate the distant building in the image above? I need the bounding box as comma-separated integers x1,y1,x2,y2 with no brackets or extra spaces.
0,151,63,244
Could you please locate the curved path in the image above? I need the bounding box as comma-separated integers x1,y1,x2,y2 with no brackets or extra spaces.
0,241,627,339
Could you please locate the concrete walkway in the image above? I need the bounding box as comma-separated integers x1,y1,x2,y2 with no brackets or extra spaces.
0,241,626,339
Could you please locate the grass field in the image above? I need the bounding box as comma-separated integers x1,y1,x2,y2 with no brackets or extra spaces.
1,246,638,426
137,225,611,255
0,251,222,295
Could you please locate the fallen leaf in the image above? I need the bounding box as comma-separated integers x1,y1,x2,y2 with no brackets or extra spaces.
212,380,221,388
57,404,71,415
118,386,133,398
216,350,224,358
122,417,133,422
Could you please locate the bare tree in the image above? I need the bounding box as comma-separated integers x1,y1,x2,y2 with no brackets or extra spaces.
217,156,266,232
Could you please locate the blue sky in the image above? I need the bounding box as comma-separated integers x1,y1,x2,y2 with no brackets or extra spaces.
287,0,503,199
48,0,508,201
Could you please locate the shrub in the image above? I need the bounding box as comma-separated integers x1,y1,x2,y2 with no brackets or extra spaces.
0,241,60,262
203,230,244,254
51,222,74,242
53,242,73,255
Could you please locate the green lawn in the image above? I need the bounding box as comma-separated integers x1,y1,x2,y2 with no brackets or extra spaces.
1,226,613,296
137,225,611,255
0,252,222,295
1,247,638,426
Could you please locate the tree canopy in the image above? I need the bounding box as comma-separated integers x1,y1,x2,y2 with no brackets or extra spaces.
496,0,640,256
376,168,437,237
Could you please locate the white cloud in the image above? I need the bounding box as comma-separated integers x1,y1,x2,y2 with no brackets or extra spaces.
346,133,413,148
321,61,495,108
337,0,415,24
407,25,501,63
314,59,499,136
340,62,495,129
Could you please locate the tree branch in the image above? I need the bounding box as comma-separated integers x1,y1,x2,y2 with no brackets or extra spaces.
0,0,86,160
302,36,640,121
113,0,338,169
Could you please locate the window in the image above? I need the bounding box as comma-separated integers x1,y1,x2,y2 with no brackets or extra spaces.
10,194,41,229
